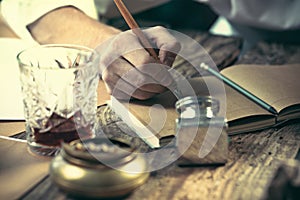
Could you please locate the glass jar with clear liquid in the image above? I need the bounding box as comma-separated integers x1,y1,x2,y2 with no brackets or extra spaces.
175,96,228,166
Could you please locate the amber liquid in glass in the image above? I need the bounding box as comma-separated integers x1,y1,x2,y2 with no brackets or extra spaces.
33,112,93,147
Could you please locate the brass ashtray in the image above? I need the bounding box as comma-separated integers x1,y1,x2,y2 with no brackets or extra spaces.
49,136,149,198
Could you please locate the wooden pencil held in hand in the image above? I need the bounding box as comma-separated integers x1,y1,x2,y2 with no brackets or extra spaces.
113,0,160,61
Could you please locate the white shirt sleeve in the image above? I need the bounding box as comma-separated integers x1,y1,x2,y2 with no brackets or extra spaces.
1,0,98,41
94,0,171,19
196,0,300,30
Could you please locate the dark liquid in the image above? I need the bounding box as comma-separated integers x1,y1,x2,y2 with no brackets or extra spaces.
33,112,93,146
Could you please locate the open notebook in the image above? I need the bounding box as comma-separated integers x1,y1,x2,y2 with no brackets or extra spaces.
107,64,300,148
222,64,300,133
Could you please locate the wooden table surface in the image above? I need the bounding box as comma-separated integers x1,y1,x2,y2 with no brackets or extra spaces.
1,11,300,200
12,34,300,200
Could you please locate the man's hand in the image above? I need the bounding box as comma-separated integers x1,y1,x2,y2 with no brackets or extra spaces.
97,26,180,100
28,6,180,100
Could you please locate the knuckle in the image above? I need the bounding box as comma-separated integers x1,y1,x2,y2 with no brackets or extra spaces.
173,40,181,51
163,36,181,51
101,71,113,83
131,56,154,69
153,25,165,31
144,25,166,36
134,92,153,100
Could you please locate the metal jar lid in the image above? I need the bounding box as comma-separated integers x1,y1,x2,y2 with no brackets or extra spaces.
175,96,220,118
49,137,149,198
175,96,225,128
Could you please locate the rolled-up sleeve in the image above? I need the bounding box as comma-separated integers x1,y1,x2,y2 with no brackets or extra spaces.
195,0,300,31
1,0,98,41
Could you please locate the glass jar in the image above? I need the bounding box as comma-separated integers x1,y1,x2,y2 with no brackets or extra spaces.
175,96,228,166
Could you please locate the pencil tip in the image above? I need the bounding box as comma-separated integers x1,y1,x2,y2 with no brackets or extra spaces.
269,107,278,115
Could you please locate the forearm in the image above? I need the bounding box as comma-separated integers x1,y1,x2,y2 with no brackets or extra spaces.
28,6,121,48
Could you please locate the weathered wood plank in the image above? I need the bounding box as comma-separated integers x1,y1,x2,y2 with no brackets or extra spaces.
172,32,242,78
127,124,300,200
237,42,300,65
264,159,300,200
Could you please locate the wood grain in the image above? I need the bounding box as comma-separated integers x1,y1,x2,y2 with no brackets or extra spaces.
128,125,300,200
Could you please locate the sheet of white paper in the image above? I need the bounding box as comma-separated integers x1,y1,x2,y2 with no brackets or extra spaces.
0,38,34,120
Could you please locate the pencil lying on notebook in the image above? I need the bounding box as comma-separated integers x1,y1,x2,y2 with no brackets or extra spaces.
200,63,278,115
113,0,160,61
